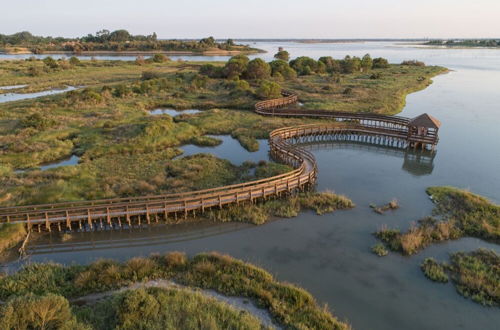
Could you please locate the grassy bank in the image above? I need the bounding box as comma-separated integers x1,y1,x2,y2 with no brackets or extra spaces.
0,223,26,254
375,186,500,255
207,191,355,225
420,249,499,307
0,252,350,329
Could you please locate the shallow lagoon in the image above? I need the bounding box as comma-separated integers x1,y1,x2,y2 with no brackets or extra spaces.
5,42,500,329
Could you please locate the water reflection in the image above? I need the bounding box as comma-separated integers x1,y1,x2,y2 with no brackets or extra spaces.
300,141,436,176
0,86,77,103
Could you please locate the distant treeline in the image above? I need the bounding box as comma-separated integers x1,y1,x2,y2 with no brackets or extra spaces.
0,30,254,54
425,39,500,48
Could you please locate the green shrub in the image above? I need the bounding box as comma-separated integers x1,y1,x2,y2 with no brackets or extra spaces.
421,258,449,282
372,243,389,257
141,70,160,80
152,53,169,63
256,80,281,99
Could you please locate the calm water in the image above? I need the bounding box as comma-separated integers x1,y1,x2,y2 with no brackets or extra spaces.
5,42,500,330
176,135,269,166
0,85,77,103
148,108,201,117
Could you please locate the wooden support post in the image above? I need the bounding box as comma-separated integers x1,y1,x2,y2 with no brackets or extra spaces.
146,205,151,224
164,202,168,221
184,201,188,219
45,212,51,232
66,211,71,230
57,222,62,232
6,215,10,223
87,209,93,230
27,213,31,231
126,212,131,227
218,195,222,209
106,208,111,226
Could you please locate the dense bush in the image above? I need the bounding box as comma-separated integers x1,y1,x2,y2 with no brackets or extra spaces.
20,113,55,130
401,60,426,66
152,53,169,63
269,60,297,80
274,50,290,61
244,58,271,80
373,57,390,69
290,56,325,75
199,64,223,78
256,80,282,99
141,70,160,80
223,55,249,79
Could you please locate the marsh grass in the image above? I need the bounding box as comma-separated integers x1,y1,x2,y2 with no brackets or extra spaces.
0,252,350,329
207,191,354,225
375,187,499,255
448,249,499,307
371,243,389,257
0,223,27,253
421,258,448,283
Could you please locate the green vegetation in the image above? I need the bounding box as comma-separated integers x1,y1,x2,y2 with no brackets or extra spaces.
425,39,500,48
421,258,449,283
370,199,399,214
447,249,499,307
0,57,443,208
75,287,263,329
0,30,261,55
371,243,389,257
0,223,26,253
0,252,350,329
207,191,355,225
375,187,499,255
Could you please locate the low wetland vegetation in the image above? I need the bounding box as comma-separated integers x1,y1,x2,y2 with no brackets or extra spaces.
421,249,499,307
0,54,444,209
375,186,499,255
0,252,350,329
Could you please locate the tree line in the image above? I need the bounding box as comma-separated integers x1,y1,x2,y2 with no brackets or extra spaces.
0,30,248,53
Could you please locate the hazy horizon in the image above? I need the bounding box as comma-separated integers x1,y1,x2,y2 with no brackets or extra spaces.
2,0,500,39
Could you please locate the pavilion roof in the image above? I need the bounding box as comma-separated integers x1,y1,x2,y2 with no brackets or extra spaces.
409,113,441,128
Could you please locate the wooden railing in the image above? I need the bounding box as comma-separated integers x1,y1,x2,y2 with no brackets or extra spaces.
0,91,439,231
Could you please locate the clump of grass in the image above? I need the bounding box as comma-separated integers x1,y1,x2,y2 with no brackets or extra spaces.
207,191,354,225
447,249,499,307
375,187,500,255
0,223,27,253
370,198,399,214
298,190,355,215
375,218,461,255
371,243,389,257
421,258,448,283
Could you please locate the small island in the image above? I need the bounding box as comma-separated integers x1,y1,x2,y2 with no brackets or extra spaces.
423,39,500,48
0,30,263,56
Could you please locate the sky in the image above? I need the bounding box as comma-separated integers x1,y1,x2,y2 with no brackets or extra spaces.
1,0,499,39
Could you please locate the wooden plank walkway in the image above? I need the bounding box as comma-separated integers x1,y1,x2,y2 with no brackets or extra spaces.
0,92,440,231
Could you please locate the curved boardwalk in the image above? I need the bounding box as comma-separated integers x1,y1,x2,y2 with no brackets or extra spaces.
0,92,440,232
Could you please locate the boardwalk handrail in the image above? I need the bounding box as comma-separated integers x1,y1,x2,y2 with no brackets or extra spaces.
0,91,440,230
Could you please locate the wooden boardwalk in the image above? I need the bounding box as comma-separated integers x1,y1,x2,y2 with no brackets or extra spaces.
0,92,440,231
